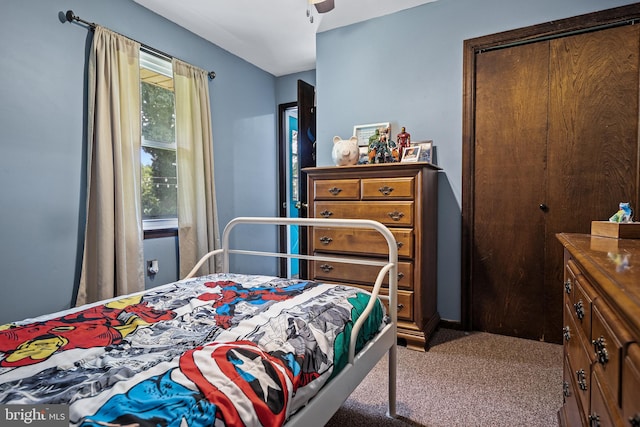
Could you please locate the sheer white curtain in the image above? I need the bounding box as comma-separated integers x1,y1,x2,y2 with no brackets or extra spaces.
77,26,144,305
173,59,221,277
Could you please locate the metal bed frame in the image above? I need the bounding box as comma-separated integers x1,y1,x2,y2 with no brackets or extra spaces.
186,217,398,425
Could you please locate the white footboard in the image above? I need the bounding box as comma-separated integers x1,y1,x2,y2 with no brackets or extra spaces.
187,217,398,424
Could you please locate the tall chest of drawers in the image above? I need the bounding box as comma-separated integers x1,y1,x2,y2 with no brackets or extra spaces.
304,162,440,350
556,233,640,427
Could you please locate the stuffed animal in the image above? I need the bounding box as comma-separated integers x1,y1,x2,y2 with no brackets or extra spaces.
331,136,359,166
609,202,634,223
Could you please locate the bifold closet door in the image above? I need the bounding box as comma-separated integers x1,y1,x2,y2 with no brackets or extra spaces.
472,41,550,341
472,23,640,343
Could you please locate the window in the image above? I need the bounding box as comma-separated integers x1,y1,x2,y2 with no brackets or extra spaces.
140,50,177,231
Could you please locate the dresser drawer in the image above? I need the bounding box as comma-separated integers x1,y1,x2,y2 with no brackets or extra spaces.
563,303,574,358
566,260,581,291
562,356,586,427
590,364,624,427
564,260,579,304
312,227,413,258
592,299,634,408
314,179,360,200
565,303,592,417
574,275,597,341
622,344,640,425
361,177,415,199
315,201,414,226
350,284,414,321
312,259,414,290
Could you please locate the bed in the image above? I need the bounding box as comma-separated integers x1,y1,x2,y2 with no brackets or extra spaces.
0,217,398,427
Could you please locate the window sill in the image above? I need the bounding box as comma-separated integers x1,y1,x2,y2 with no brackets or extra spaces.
143,219,178,239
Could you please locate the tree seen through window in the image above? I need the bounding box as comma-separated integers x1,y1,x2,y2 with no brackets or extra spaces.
140,78,177,220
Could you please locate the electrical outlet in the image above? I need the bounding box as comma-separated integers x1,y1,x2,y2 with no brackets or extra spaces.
147,259,159,275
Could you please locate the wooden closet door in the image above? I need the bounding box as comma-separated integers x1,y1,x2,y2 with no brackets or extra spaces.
472,41,550,340
471,23,640,343
545,24,640,339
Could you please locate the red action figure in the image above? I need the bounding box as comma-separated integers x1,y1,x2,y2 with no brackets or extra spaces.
397,127,411,158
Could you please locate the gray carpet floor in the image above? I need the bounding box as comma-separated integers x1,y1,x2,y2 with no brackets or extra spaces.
325,328,563,427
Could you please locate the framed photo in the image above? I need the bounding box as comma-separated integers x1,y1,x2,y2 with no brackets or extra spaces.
357,146,369,164
353,122,391,147
414,140,433,163
401,145,421,162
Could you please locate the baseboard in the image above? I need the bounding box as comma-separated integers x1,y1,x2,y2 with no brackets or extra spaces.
438,319,464,331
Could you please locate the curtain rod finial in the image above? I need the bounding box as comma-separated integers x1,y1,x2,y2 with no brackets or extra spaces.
64,10,95,28
208,71,216,80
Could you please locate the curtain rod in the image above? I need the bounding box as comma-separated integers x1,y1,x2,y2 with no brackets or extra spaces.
64,10,216,80
477,18,640,54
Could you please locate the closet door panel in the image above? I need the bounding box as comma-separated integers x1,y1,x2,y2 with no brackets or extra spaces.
545,25,640,340
472,42,550,340
547,24,639,233
465,6,640,345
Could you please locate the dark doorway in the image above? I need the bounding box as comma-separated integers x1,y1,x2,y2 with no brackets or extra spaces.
278,80,316,278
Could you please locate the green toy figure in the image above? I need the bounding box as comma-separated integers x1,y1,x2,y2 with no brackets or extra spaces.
368,129,399,164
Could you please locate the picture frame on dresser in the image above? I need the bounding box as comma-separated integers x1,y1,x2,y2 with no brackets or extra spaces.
401,146,420,162
414,140,433,163
357,146,369,164
353,122,390,147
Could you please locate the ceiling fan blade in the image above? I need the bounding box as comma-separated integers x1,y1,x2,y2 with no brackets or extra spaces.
314,0,335,13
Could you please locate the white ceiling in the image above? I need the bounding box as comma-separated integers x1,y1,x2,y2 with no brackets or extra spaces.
133,0,438,77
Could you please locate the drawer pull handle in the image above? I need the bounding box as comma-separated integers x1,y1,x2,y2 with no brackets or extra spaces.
397,241,404,249
592,336,609,365
576,369,587,391
563,381,571,398
388,211,405,221
320,210,333,218
378,185,394,196
397,304,404,310
574,300,585,320
319,263,334,273
629,414,640,427
588,413,600,427
562,326,571,342
319,236,333,245
397,272,405,280
328,187,342,196
564,279,572,294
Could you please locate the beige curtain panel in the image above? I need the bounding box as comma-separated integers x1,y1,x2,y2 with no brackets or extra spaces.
77,26,145,305
173,59,221,277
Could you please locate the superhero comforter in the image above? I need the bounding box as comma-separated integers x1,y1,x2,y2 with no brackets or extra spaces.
0,273,386,426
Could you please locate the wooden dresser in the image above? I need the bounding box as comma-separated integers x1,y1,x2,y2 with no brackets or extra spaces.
556,233,640,426
304,162,440,350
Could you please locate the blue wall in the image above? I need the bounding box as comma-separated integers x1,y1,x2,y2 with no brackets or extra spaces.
316,0,637,321
0,0,279,324
143,236,178,290
275,70,316,107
